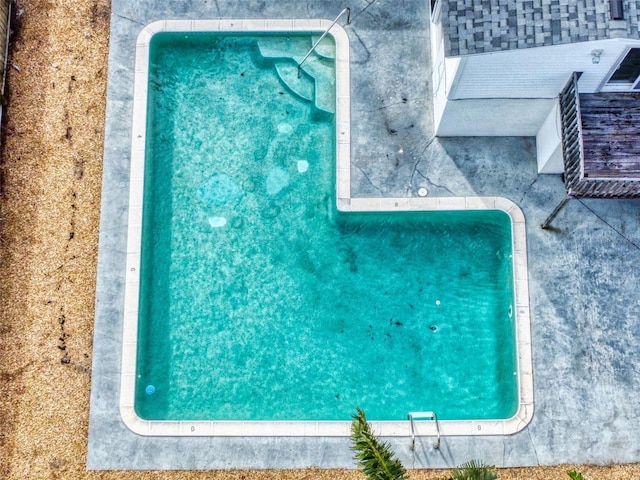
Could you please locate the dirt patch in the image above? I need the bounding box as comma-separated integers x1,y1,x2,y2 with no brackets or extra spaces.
0,0,638,479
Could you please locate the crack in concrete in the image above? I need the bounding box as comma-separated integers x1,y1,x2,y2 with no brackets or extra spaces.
412,166,428,182
349,28,371,65
213,0,221,16
419,168,456,196
351,0,377,22
408,145,429,189
526,426,541,466
419,135,435,155
502,439,507,468
113,12,145,26
519,176,539,204
407,137,456,196
357,92,429,114
576,198,640,252
353,162,384,194
358,100,410,113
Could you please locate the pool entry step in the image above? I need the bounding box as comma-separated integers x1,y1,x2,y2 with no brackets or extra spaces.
257,36,336,114
408,411,441,450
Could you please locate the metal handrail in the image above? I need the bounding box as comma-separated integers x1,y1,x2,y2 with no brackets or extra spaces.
408,411,441,450
297,7,351,78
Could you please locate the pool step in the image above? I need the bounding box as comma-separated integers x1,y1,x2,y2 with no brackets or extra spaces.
274,62,314,102
310,35,335,60
298,56,335,114
257,37,335,114
257,36,310,59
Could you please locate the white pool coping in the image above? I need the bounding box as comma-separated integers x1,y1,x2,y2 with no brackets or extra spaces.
121,19,533,438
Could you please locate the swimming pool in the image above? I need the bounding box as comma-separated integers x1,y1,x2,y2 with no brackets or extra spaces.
121,20,533,438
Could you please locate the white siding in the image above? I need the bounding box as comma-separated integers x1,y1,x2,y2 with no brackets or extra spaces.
535,102,563,174
449,38,640,99
436,98,556,136
431,21,450,133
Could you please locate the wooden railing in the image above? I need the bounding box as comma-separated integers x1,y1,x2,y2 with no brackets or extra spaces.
558,71,640,199
558,72,584,196
544,71,640,227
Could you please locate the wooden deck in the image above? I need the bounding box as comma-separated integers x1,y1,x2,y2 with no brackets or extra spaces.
545,76,640,227
579,92,640,179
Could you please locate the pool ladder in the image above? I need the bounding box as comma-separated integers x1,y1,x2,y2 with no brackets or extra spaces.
408,411,441,450
297,7,351,78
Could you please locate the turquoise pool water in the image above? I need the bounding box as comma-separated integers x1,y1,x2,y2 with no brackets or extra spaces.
134,33,518,422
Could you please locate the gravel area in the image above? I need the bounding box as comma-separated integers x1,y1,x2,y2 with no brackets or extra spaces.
0,1,639,478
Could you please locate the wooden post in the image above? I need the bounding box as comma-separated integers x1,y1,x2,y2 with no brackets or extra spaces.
542,195,571,229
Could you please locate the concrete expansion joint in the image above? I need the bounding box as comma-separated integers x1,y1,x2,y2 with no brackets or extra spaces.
526,425,541,466
419,170,456,196
518,176,540,205
410,163,428,184
113,11,145,27
353,161,384,194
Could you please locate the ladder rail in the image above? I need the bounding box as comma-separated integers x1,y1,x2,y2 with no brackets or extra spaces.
408,411,441,450
297,7,351,78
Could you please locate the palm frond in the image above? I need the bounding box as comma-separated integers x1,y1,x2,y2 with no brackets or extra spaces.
452,460,498,480
350,407,408,480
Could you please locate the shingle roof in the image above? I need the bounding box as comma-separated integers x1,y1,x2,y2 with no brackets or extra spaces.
440,0,640,56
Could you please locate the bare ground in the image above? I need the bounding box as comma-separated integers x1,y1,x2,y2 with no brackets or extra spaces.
0,1,638,478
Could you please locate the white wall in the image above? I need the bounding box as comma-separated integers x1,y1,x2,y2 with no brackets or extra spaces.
535,101,563,173
436,97,556,136
449,38,640,99
431,20,447,133
431,30,640,174
433,37,640,139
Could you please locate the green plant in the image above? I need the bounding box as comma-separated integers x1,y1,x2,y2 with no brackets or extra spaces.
451,460,498,480
350,407,408,480
567,471,586,480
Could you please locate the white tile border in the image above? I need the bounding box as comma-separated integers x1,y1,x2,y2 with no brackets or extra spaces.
121,19,533,439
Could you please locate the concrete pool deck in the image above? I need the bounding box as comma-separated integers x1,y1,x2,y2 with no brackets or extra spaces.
88,0,640,470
